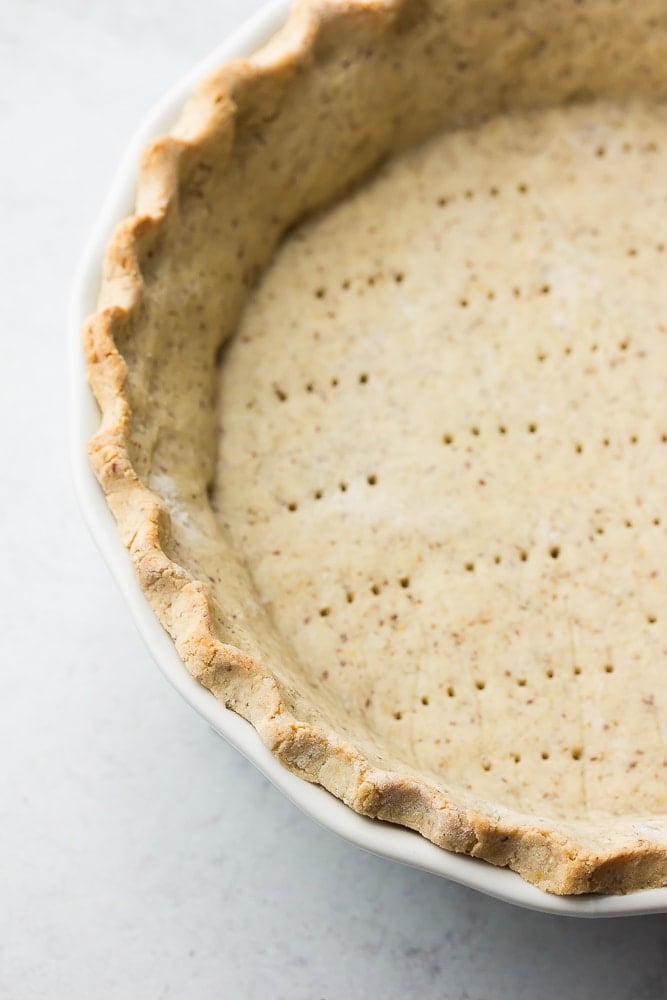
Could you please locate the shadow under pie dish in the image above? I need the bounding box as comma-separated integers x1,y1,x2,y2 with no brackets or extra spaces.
82,0,667,896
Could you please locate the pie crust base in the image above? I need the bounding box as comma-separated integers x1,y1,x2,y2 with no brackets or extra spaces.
84,0,667,893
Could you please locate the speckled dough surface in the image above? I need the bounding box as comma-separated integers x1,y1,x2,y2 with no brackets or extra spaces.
85,0,667,893
217,101,667,824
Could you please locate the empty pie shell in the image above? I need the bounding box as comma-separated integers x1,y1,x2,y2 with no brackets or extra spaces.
83,0,667,894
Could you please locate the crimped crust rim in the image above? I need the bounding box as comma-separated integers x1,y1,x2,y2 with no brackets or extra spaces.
82,0,667,895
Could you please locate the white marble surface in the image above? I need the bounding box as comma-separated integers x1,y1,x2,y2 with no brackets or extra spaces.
3,1,667,996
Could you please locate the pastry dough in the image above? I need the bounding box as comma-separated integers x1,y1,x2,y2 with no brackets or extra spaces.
85,0,667,893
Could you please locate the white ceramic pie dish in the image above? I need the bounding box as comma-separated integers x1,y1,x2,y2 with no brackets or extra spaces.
70,0,667,917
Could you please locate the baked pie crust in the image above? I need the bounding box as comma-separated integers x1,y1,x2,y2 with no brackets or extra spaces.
84,0,667,893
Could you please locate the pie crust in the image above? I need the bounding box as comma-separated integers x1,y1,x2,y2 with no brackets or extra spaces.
84,0,667,893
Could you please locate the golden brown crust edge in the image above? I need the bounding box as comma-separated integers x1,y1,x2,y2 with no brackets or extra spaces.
83,0,667,895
